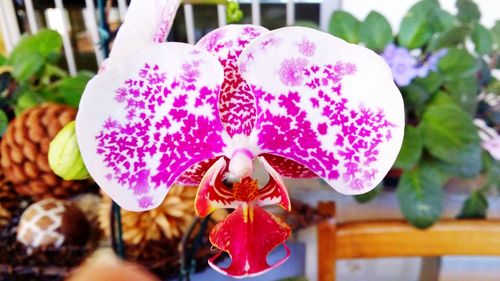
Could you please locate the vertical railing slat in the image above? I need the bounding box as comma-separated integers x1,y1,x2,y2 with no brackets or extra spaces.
286,0,295,26
320,0,341,31
54,0,77,75
216,4,227,27
83,0,105,66
24,0,39,33
117,0,128,22
184,4,196,44
0,0,21,53
251,0,260,25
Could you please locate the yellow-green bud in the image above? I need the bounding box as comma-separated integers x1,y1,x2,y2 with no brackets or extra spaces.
48,121,89,180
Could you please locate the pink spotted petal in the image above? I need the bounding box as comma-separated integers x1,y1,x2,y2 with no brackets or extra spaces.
239,27,405,195
262,154,317,178
208,205,291,278
106,0,181,69
76,43,225,211
196,25,269,137
257,156,291,211
195,158,238,217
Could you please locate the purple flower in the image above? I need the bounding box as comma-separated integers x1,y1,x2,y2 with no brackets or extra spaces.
427,49,448,72
382,44,418,86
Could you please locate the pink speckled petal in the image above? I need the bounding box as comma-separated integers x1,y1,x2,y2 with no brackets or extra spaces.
106,0,181,69
196,25,269,137
240,27,405,195
76,43,225,211
262,154,317,178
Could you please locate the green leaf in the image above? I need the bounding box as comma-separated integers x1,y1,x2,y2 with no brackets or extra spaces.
394,126,423,170
402,83,431,109
398,12,432,49
428,91,454,106
444,76,479,113
359,11,393,51
354,184,382,204
492,20,500,48
438,48,479,78
471,24,493,55
458,191,488,219
397,163,443,229
429,9,455,32
0,110,8,136
10,52,45,82
413,72,443,93
8,29,63,81
56,71,93,107
456,0,480,24
328,11,360,43
421,104,481,168
428,26,471,51
15,91,42,115
0,54,6,66
435,156,481,178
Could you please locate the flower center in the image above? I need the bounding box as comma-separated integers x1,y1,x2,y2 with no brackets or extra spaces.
232,177,259,202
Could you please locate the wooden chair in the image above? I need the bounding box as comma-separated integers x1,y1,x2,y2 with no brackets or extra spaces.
317,203,500,281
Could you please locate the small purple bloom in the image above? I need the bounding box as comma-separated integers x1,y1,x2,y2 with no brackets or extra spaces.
382,44,419,86
426,48,448,72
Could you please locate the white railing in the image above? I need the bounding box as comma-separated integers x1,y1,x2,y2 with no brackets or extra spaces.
0,0,341,74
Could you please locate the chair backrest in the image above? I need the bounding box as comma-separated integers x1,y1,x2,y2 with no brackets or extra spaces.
317,205,500,281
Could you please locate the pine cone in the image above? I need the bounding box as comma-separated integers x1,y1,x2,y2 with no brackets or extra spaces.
0,169,21,226
0,103,88,200
99,185,198,245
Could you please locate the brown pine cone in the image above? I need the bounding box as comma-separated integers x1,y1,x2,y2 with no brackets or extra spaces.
0,103,88,200
99,185,199,245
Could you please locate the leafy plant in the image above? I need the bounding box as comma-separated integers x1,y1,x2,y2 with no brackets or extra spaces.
332,0,499,228
0,29,93,119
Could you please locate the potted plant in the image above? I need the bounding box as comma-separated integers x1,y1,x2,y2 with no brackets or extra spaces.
329,0,500,228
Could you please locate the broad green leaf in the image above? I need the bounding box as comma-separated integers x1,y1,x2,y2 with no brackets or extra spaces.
0,110,8,136
414,72,443,93
428,26,471,51
402,84,430,109
471,24,493,55
10,52,45,82
397,163,443,229
15,91,41,115
438,48,479,78
429,9,455,32
492,20,500,49
354,184,382,204
328,11,360,43
8,29,62,81
444,76,479,113
458,191,488,219
421,104,481,167
0,54,5,66
398,12,432,49
428,91,454,106
407,0,440,16
359,12,392,51
394,126,423,170
435,155,481,178
56,71,93,107
456,0,480,24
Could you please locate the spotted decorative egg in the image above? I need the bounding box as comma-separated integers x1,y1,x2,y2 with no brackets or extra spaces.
16,198,90,248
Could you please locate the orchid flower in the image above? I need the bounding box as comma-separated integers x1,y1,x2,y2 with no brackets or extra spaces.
75,0,404,277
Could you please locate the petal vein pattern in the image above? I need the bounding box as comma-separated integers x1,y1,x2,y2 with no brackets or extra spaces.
240,27,405,195
76,43,226,211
